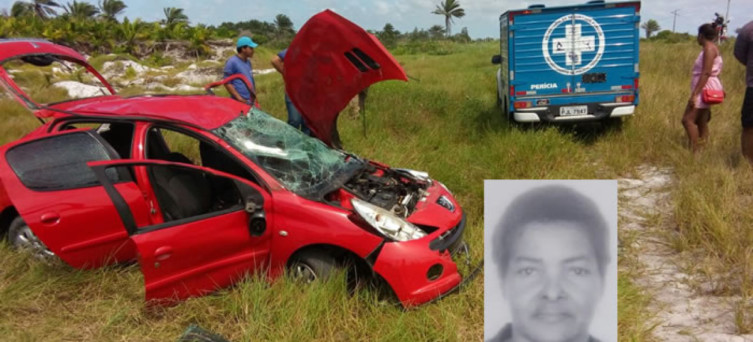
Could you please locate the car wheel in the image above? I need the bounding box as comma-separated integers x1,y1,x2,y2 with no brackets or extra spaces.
290,249,336,283
7,216,56,261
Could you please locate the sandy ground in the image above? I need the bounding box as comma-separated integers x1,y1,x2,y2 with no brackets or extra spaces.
620,166,753,342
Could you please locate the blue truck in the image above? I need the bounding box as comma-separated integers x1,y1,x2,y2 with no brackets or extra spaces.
492,0,640,123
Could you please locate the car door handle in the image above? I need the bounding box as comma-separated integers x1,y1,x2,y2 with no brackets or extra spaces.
40,212,60,225
154,246,173,261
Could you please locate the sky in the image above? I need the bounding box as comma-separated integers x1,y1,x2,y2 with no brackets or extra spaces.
1,0,751,39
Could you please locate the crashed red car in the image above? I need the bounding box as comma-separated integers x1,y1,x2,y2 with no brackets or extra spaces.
0,11,473,307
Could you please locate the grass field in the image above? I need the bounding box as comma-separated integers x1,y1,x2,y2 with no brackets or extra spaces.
0,39,750,341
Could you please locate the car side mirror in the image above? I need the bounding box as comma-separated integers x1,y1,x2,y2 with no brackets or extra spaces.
491,55,502,65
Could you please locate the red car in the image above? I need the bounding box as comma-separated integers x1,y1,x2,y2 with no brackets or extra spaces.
0,11,473,307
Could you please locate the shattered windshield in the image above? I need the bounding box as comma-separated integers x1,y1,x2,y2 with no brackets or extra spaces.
213,108,364,198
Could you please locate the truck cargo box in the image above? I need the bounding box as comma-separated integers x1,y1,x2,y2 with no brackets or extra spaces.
492,0,640,123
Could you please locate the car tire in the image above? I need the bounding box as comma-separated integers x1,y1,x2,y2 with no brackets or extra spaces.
290,249,336,283
6,216,57,261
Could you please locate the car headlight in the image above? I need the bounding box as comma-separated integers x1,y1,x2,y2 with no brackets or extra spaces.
351,198,426,241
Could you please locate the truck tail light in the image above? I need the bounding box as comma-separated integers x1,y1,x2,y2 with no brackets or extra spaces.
621,85,632,90
634,78,639,90
514,101,532,109
615,95,635,103
510,85,515,97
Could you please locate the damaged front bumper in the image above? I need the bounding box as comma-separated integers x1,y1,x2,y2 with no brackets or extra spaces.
370,213,481,307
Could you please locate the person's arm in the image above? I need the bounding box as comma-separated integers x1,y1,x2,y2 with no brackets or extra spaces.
223,59,246,102
271,55,284,74
224,83,245,102
689,45,716,107
734,29,749,65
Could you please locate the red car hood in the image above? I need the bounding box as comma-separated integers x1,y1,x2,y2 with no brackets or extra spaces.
284,10,408,146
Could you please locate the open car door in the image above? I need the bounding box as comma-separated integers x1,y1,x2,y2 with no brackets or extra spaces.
0,130,146,268
89,160,273,303
284,10,408,146
0,39,116,116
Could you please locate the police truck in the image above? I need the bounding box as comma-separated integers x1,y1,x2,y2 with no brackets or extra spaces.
492,0,641,123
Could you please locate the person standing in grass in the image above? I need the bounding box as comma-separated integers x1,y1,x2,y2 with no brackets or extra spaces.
224,36,258,105
681,23,723,154
734,20,753,164
271,48,310,135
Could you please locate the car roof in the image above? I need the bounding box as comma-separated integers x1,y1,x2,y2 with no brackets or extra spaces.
48,94,251,129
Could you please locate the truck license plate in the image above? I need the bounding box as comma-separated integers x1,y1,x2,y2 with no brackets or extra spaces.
560,105,588,116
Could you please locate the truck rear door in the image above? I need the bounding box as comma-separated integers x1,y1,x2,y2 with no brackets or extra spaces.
511,10,573,98
574,5,639,96
511,3,639,100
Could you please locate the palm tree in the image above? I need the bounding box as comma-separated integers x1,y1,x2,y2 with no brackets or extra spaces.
98,0,125,22
432,0,464,37
641,19,660,39
162,7,188,26
65,0,99,19
10,0,61,19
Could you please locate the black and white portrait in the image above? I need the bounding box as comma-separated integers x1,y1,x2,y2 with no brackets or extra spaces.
484,180,617,342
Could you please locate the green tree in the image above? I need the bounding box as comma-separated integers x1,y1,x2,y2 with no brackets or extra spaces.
428,25,445,40
64,0,99,19
432,0,464,37
98,0,126,22
641,19,660,39
162,7,188,26
11,0,62,19
377,23,399,49
274,13,294,37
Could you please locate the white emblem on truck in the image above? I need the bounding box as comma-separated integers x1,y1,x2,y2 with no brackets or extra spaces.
542,14,605,76
531,83,558,90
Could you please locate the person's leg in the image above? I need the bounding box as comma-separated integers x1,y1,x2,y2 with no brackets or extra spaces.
742,127,753,164
741,87,753,163
696,108,711,145
285,93,310,135
682,104,701,152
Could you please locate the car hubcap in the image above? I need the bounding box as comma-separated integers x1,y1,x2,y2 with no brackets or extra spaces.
294,263,318,283
11,224,56,260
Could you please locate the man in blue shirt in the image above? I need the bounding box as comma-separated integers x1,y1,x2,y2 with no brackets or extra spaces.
224,36,258,104
271,48,310,135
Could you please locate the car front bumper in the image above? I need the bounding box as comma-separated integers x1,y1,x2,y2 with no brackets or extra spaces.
370,213,479,307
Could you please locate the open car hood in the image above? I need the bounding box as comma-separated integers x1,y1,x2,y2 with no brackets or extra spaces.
0,39,116,116
284,10,408,146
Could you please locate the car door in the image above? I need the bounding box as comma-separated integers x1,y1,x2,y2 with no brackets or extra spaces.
0,130,148,268
0,39,116,115
89,160,273,303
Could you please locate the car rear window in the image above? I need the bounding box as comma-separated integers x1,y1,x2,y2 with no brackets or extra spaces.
6,132,127,191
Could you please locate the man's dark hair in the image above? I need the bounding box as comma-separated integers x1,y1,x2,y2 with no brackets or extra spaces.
237,46,245,54
492,185,610,278
699,23,718,41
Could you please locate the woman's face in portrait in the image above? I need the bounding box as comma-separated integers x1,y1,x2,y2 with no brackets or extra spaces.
502,221,604,342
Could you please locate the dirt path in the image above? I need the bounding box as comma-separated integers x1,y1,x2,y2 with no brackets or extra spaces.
619,166,753,342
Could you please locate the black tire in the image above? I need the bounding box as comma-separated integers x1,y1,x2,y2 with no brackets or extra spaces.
290,249,337,283
502,96,514,123
6,216,57,261
603,117,623,131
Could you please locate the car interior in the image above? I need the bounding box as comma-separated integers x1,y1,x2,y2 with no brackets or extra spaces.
59,121,253,224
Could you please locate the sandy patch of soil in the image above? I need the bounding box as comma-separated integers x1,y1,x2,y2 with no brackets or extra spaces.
620,166,753,341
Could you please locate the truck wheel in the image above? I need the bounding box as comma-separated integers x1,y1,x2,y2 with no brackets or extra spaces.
7,216,57,261
603,117,623,130
503,97,514,123
290,249,336,283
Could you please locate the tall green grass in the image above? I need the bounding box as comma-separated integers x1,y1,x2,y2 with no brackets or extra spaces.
0,39,750,340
